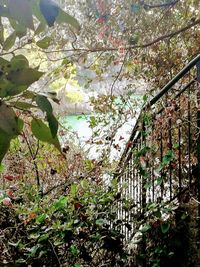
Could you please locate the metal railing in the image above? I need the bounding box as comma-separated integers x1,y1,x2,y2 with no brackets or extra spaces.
115,54,200,241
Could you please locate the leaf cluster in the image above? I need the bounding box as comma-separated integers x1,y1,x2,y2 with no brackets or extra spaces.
0,179,132,266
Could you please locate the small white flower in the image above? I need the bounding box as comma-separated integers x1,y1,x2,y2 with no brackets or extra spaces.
2,197,12,207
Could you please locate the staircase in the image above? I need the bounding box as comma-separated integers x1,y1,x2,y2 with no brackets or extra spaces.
114,54,200,266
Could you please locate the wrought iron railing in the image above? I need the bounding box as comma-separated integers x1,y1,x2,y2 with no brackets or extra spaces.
115,54,200,241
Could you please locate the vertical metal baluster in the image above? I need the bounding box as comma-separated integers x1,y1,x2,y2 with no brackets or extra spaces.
142,119,147,267
134,145,137,216
139,139,142,213
124,169,126,238
132,154,136,231
127,161,130,240
142,121,147,214
160,130,164,199
188,75,192,188
125,165,127,240
120,171,122,222
152,120,155,202
196,65,200,243
152,164,154,202
137,141,140,214
129,159,132,240
178,96,182,193
131,154,134,238
169,118,173,200
150,120,154,203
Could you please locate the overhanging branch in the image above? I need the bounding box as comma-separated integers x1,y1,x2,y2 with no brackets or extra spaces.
41,18,200,54
140,0,179,9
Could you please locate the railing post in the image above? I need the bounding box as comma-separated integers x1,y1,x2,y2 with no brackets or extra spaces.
196,59,200,245
140,115,147,267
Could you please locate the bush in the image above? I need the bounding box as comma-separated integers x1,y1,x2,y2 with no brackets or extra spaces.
0,179,132,267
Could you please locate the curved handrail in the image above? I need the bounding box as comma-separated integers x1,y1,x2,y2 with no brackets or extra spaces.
149,53,200,106
116,53,200,174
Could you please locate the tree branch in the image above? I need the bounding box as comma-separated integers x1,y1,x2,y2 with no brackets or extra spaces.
141,0,179,9
140,18,200,48
45,18,200,54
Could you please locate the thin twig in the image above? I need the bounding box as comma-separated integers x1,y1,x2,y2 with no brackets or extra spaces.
0,41,31,56
22,131,40,190
110,50,129,98
86,51,105,68
191,196,200,205
43,182,66,196
33,140,40,159
48,240,62,267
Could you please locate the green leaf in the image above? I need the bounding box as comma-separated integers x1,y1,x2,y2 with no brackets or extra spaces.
70,184,78,196
10,101,37,110
154,210,162,218
36,213,47,224
17,118,24,133
36,36,52,49
144,182,152,189
0,163,5,172
3,31,16,51
96,219,105,226
9,86,28,97
9,18,27,38
29,233,40,240
160,222,170,234
70,244,79,256
15,259,26,264
31,118,61,151
181,212,188,220
0,130,11,163
38,233,49,242
7,68,44,86
29,244,40,256
156,177,163,186
136,146,150,157
140,224,151,233
89,116,97,128
162,150,174,165
8,240,21,247
31,1,47,25
8,0,34,30
56,9,80,31
35,95,53,114
80,179,88,190
21,90,36,99
35,95,58,137
47,113,58,138
143,94,148,102
129,34,140,45
0,102,22,162
53,196,67,210
11,55,29,70
0,57,10,72
173,143,179,149
0,79,27,97
0,102,21,136
35,22,46,35
0,19,4,44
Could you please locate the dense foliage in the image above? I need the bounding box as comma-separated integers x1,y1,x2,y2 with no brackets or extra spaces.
0,179,134,266
0,0,199,266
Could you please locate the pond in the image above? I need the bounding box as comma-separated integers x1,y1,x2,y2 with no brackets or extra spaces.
61,94,143,159
61,113,137,160
61,114,92,140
